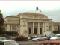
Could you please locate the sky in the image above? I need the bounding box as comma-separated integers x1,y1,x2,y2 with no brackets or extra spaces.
0,1,60,22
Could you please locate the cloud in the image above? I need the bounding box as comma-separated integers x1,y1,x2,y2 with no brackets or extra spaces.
43,9,60,22
0,1,60,21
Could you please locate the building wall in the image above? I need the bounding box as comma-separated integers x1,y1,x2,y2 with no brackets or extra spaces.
5,16,19,24
19,19,28,37
4,13,60,37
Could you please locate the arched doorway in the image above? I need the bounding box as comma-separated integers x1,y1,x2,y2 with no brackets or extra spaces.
34,28,37,34
28,27,31,34
40,28,42,34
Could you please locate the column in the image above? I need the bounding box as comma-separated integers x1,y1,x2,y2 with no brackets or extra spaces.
32,22,34,34
51,23,55,31
37,22,40,35
44,22,47,32
10,25,12,31
45,22,49,31
43,22,49,35
43,22,45,35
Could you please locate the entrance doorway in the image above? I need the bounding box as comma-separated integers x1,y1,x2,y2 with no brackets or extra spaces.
34,28,37,34
28,28,31,34
40,28,42,34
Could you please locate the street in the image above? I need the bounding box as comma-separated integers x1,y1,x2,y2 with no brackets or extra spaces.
17,40,40,45
17,40,60,45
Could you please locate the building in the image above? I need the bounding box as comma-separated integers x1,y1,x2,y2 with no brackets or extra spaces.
4,9,60,37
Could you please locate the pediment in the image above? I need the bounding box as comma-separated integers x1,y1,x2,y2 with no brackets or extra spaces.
19,13,48,19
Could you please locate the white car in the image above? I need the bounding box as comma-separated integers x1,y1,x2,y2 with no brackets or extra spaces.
50,37,59,40
0,40,19,45
55,34,60,37
32,37,47,41
32,37,40,41
50,34,60,40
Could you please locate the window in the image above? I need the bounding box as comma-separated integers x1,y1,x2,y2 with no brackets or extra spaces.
34,28,37,34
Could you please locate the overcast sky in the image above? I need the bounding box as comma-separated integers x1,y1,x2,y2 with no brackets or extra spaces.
0,1,60,22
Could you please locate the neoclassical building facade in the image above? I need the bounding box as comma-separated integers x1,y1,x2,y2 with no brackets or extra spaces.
4,10,59,37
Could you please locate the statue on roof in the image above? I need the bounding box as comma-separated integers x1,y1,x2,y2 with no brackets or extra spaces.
36,7,42,13
36,7,42,12
36,7,39,10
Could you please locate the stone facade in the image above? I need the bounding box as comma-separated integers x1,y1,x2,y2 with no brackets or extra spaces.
4,12,60,37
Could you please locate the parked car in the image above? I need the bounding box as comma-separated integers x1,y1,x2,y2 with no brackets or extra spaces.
38,35,48,40
41,37,48,40
50,34,60,40
45,34,55,40
55,34,60,37
31,35,37,39
50,37,59,40
32,37,40,41
0,40,19,45
32,37,48,41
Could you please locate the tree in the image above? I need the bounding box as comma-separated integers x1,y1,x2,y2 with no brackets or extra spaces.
0,10,4,34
